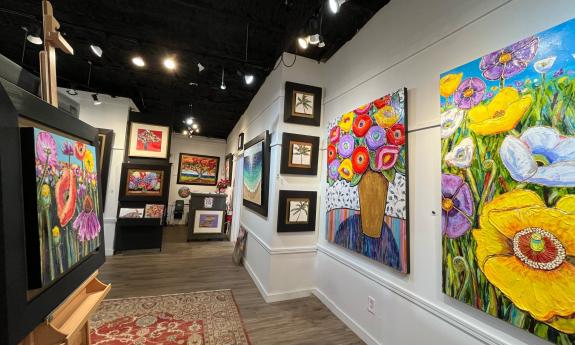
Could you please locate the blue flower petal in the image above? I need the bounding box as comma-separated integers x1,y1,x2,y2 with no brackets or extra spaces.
521,127,560,154
553,137,575,162
527,161,575,187
500,136,537,182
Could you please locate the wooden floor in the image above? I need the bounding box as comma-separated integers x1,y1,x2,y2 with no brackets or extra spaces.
99,226,364,345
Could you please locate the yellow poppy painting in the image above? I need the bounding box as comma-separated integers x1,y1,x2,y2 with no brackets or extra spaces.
441,18,575,344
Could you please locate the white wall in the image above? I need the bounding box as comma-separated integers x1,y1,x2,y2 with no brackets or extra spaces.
64,90,133,256
167,134,227,224
227,0,575,344
315,1,575,345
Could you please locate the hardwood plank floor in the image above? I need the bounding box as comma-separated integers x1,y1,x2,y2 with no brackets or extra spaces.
99,226,364,345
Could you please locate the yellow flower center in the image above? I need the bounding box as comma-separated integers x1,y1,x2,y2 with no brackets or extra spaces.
493,110,506,118
499,52,512,64
463,88,474,98
442,198,454,212
530,233,545,252
41,184,51,198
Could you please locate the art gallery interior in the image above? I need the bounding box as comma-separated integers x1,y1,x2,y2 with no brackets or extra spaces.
1,0,575,344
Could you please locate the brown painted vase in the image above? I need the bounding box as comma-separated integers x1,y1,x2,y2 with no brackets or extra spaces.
357,170,388,238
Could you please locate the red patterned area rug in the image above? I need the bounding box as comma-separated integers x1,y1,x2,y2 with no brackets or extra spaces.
90,289,251,345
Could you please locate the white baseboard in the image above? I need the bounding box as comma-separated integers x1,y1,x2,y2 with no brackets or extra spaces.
312,288,380,345
105,249,114,256
243,259,313,303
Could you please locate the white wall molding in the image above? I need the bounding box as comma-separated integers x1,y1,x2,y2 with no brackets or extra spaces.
244,259,313,303
242,223,317,255
317,244,507,345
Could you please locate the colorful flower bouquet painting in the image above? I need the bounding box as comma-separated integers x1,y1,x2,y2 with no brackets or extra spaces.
441,18,575,344
326,88,409,273
126,169,164,196
22,127,101,288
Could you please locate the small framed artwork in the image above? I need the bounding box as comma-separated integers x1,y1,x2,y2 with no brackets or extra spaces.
127,122,170,159
280,133,319,175
238,132,244,150
232,226,247,266
277,190,317,232
192,210,225,234
284,81,322,126
225,153,233,183
118,208,144,218
144,204,165,218
177,153,220,186
97,128,114,205
119,163,170,201
243,131,270,217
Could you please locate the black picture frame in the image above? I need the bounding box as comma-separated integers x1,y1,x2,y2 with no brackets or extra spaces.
277,190,317,232
0,77,105,345
176,153,220,186
242,131,270,217
98,128,115,207
280,133,319,175
284,81,322,126
238,132,244,150
119,163,171,202
225,153,234,183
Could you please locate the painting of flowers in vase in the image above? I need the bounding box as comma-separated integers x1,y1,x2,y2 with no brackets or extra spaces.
440,18,575,344
22,127,101,289
326,88,409,273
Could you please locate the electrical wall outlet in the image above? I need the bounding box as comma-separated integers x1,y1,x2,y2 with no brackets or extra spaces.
367,296,375,314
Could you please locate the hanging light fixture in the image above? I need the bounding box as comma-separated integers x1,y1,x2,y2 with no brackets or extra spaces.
26,25,42,45
182,105,200,138
220,67,226,90
92,94,102,106
298,36,309,49
328,0,348,14
243,24,255,85
90,44,103,58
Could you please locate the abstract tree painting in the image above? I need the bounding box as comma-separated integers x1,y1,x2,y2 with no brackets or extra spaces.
177,153,219,186
441,18,575,344
326,88,409,273
28,128,101,287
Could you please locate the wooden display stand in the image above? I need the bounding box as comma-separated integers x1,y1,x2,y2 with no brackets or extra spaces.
21,271,111,345
19,2,111,344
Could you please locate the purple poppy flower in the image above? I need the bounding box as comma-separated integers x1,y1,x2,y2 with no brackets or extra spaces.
553,68,564,78
365,126,386,150
73,196,101,241
480,36,538,81
338,134,355,158
441,174,474,238
328,160,340,180
61,141,74,156
35,131,58,166
454,78,486,109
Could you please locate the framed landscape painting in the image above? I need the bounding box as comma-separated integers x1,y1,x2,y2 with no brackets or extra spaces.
277,190,317,232
243,131,270,217
119,163,170,201
326,88,409,274
280,133,319,175
20,127,102,288
440,18,575,344
192,210,224,234
177,153,219,186
127,122,170,159
284,82,322,126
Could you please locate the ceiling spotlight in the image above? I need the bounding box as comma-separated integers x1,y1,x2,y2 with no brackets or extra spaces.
197,62,205,72
318,40,326,48
26,26,42,45
189,82,198,86
90,44,103,58
244,74,254,85
163,57,176,70
92,94,102,106
192,124,198,130
298,36,309,50
185,118,193,125
328,0,348,14
308,34,321,45
132,56,145,67
183,129,189,135
220,67,226,90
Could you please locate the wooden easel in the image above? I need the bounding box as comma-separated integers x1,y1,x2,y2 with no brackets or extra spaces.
20,2,111,344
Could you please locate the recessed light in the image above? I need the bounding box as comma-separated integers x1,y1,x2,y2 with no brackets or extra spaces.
132,56,145,67
244,74,254,85
163,57,176,70
90,44,103,57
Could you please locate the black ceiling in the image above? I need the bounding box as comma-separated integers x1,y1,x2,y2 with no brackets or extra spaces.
0,0,389,138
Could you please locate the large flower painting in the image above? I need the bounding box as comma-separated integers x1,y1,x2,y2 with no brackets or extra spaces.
441,18,575,344
29,128,101,288
326,88,409,273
